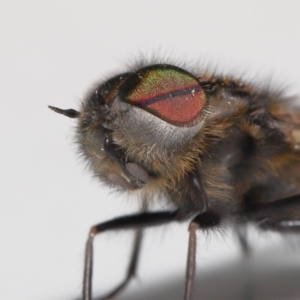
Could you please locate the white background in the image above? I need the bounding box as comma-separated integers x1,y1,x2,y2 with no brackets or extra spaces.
1,1,300,300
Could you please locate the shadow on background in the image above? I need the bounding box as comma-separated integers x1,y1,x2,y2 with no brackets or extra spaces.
73,242,300,300
119,252,300,300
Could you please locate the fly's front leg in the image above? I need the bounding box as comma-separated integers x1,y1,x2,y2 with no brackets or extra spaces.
83,210,179,300
95,201,148,300
85,230,143,300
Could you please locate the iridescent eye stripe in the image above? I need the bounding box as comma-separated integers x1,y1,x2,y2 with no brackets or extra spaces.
127,65,207,126
134,85,203,107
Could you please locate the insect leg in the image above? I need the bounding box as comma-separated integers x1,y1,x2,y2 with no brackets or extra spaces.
95,201,148,300
184,220,198,300
94,229,143,300
83,210,179,300
245,194,300,232
184,211,221,300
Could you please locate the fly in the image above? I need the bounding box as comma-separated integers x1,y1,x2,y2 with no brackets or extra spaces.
49,63,300,300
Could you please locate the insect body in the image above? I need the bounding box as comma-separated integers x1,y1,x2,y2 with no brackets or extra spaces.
49,63,300,300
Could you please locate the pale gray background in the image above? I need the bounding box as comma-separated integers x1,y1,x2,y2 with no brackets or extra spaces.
1,1,300,300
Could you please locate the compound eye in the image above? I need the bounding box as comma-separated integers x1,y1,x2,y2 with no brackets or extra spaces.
124,65,207,126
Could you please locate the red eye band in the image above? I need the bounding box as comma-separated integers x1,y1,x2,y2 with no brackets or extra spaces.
126,65,207,126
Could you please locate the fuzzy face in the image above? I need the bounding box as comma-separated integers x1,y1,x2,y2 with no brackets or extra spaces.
77,64,209,199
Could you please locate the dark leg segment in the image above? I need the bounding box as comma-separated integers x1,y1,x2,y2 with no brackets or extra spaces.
83,211,179,300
